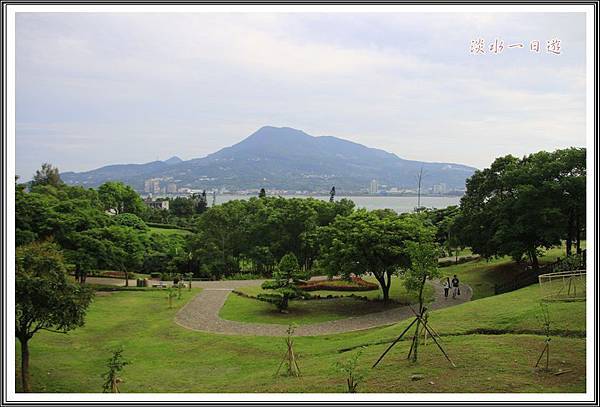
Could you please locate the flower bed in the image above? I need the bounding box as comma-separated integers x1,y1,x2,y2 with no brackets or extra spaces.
297,276,379,292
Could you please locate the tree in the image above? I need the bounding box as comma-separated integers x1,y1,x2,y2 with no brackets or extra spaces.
454,149,584,267
404,241,441,312
102,348,129,393
16,242,93,392
258,188,266,198
98,182,145,216
170,196,196,217
258,253,306,311
329,186,336,203
83,226,148,286
318,210,430,303
31,163,63,187
194,191,208,214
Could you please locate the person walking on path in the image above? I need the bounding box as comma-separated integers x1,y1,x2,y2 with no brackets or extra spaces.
451,275,460,299
443,278,450,299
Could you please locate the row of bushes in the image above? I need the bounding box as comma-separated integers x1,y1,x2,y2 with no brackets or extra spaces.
298,276,379,292
438,255,480,268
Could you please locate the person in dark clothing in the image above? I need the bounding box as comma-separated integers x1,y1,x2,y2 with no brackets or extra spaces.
451,275,460,299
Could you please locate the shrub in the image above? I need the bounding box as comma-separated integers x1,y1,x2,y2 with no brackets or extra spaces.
150,272,161,279
114,213,148,231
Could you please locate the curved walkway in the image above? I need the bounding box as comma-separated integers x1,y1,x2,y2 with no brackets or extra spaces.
174,279,472,337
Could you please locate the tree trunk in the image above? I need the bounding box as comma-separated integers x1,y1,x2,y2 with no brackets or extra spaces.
566,210,574,256
530,250,539,269
19,337,31,392
374,273,390,304
124,270,129,287
575,210,582,254
417,275,427,314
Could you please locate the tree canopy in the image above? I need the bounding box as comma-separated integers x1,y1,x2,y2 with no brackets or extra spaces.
317,209,434,303
16,241,93,391
453,148,586,266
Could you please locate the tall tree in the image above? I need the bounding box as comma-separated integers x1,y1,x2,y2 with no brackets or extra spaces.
98,182,145,216
318,210,430,303
454,149,583,267
329,186,336,202
16,242,93,392
31,163,63,187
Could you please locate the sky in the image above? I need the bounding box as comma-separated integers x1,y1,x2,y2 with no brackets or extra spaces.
15,11,587,179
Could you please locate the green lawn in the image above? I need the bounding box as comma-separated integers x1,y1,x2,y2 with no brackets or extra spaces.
15,282,586,393
235,275,435,304
220,294,402,325
440,245,580,300
148,227,191,236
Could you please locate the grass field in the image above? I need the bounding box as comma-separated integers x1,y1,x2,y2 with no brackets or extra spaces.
219,294,403,325
15,280,586,393
440,246,579,300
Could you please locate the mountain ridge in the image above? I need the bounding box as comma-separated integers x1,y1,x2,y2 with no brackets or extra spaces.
60,126,477,193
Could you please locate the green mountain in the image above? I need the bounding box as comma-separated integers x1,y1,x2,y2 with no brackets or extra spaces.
61,126,476,193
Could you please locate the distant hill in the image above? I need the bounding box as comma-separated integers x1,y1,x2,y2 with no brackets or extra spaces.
61,126,476,193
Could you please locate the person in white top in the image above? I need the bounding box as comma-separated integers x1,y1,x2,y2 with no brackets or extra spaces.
443,277,450,299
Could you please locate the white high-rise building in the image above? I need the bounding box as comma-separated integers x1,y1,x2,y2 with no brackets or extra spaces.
369,179,379,194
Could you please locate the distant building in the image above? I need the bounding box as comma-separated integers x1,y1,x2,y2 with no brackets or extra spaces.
166,183,177,194
152,180,161,194
144,179,153,193
144,197,169,211
369,179,379,194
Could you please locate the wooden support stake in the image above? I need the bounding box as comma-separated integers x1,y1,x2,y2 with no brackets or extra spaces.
372,317,418,368
414,314,456,368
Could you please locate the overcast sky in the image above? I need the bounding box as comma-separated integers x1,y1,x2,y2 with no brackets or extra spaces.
16,11,587,179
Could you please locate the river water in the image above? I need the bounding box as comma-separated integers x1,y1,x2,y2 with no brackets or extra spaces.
213,195,460,213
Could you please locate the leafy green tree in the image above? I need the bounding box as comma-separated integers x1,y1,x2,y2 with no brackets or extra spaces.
98,181,145,216
102,348,129,393
83,226,148,286
16,186,60,245
454,148,584,267
31,163,63,187
258,188,266,198
171,196,196,217
114,213,148,231
16,242,93,392
404,240,441,313
194,191,208,214
318,210,430,303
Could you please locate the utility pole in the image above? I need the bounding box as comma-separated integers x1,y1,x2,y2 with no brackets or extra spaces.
416,167,424,210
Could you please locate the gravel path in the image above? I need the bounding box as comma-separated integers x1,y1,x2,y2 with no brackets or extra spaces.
175,279,472,337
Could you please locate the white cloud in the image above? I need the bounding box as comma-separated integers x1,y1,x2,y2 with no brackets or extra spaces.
15,11,587,178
